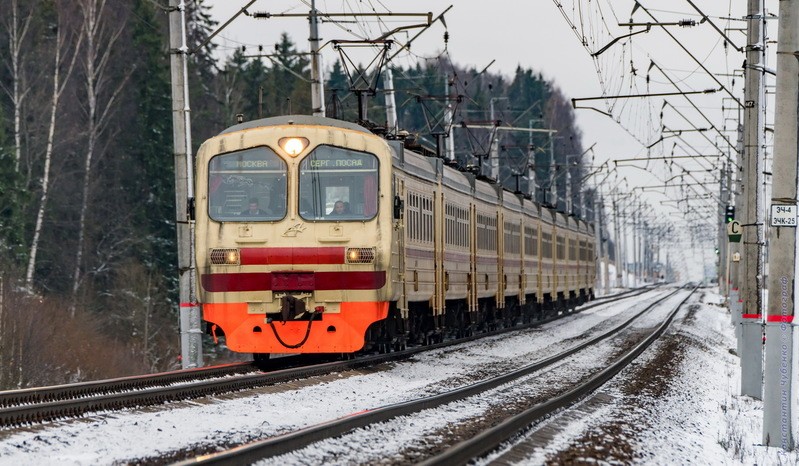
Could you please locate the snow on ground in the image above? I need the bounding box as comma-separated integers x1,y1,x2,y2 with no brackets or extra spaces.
490,288,799,465
3,287,795,465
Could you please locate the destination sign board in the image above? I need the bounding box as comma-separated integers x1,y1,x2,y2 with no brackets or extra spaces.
771,204,798,227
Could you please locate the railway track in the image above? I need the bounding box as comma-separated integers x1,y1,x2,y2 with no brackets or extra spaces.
0,287,652,429
164,285,689,465
421,287,697,465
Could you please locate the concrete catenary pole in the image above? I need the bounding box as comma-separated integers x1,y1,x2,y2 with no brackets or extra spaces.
549,135,556,206
763,0,799,448
620,200,628,287
740,0,765,399
383,68,398,131
594,191,603,293
613,195,623,288
718,162,729,296
309,0,325,117
602,193,610,293
168,0,202,369
731,113,745,353
527,142,536,200
490,98,500,180
632,203,639,286
444,75,455,163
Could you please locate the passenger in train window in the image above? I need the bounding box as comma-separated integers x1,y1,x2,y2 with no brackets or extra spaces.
329,200,349,216
241,198,269,217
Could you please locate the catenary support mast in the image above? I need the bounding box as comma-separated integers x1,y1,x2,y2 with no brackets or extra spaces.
309,0,325,117
740,0,765,399
763,0,799,448
169,0,202,369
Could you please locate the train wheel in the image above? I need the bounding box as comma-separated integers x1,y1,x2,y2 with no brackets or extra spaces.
253,353,270,370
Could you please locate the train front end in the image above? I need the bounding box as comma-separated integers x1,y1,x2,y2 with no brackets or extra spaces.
194,116,395,355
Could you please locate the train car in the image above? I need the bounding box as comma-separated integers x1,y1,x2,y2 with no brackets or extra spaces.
194,115,596,360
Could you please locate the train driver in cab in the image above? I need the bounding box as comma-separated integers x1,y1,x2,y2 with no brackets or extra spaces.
241,198,268,217
329,200,349,217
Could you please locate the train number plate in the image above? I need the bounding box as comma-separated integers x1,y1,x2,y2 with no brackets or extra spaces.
272,272,315,291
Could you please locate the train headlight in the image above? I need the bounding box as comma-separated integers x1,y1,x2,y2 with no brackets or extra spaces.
346,247,375,264
279,137,309,157
210,248,240,265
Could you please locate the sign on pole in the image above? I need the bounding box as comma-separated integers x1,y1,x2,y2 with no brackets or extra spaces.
770,204,797,227
727,220,742,242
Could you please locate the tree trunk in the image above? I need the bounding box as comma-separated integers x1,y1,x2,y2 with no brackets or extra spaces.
71,0,130,311
1,0,33,173
24,19,81,292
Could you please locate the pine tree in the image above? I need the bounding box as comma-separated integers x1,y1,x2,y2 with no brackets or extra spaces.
266,33,311,116
126,0,176,278
241,56,267,120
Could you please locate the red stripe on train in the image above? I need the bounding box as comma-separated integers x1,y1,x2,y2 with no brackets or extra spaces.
202,271,386,292
239,247,345,265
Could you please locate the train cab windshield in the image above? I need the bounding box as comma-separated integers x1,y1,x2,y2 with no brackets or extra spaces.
299,145,379,221
207,147,287,222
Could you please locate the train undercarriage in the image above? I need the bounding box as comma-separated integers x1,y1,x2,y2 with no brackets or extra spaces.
243,288,593,366
358,289,594,356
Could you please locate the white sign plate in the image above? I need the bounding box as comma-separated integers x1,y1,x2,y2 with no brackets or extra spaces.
771,204,798,227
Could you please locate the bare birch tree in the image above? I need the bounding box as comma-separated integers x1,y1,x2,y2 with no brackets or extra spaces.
0,0,34,173
24,19,82,291
71,0,132,311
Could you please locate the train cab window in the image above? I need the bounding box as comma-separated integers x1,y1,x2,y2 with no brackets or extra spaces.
207,147,287,222
299,145,379,221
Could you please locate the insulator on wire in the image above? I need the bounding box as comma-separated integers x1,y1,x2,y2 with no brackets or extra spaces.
444,31,449,44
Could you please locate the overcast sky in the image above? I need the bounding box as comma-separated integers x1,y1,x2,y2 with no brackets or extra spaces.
203,0,779,278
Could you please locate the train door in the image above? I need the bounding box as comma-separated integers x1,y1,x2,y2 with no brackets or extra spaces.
469,202,478,316
517,217,524,305
496,208,505,311
520,217,527,308
536,220,543,308
394,176,408,320
553,220,559,294
434,186,445,325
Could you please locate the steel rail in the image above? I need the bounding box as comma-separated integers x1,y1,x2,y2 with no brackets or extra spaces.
172,286,679,465
420,286,698,465
0,362,255,408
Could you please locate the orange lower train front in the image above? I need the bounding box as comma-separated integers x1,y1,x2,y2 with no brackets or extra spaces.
200,246,389,354
203,301,388,353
